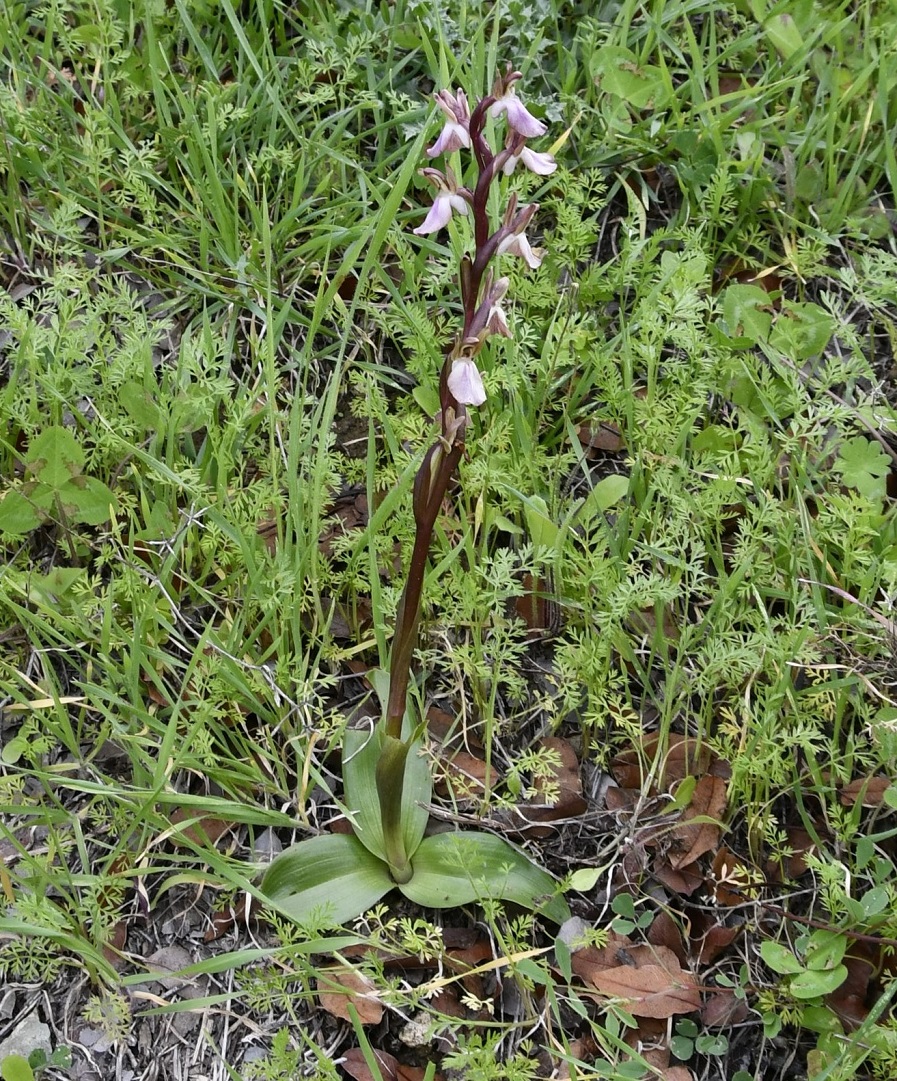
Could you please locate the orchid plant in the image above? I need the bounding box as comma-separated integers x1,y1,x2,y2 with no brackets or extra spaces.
262,67,569,927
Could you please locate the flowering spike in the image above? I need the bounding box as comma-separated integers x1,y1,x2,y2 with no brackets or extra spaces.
393,66,553,729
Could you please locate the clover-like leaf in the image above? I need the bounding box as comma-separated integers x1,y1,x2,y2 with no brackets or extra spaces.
835,436,890,500
260,833,393,926
401,831,570,924
760,940,804,976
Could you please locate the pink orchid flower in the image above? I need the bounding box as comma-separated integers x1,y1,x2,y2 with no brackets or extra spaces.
497,230,542,269
502,144,557,177
448,356,487,406
413,168,469,235
426,89,471,158
489,83,545,138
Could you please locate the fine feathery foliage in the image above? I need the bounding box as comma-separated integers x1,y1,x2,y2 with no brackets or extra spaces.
2,1,897,1079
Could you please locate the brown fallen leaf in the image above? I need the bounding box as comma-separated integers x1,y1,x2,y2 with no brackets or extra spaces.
434,748,493,801
169,808,232,849
570,931,635,983
316,967,383,1025
514,573,561,637
577,420,626,454
612,735,714,791
341,1047,435,1081
101,919,129,969
603,785,642,812
765,825,819,881
668,775,728,869
652,857,705,896
519,737,587,835
826,943,879,1030
701,991,750,1028
584,944,701,1019
647,910,687,966
710,846,761,906
696,922,741,966
838,775,892,808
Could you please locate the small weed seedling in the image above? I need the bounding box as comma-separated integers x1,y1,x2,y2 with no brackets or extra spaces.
261,67,569,927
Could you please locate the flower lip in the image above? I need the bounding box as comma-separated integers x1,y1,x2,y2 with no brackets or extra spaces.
489,82,546,138
502,143,557,177
496,230,543,269
447,355,487,407
412,167,470,235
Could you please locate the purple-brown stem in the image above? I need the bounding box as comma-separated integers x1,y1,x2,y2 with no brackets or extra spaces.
386,439,465,734
384,86,517,734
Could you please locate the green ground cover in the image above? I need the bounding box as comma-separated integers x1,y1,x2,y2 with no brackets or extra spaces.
1,1,897,1079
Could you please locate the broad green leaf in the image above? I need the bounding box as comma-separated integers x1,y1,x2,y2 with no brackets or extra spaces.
805,931,848,971
568,866,603,892
402,831,570,924
26,567,86,605
26,427,84,487
722,284,773,344
60,477,119,525
798,1005,844,1034
120,381,164,430
412,384,440,417
578,474,629,523
769,301,834,361
790,965,848,1000
759,940,804,975
520,494,558,550
764,13,804,59
260,833,393,926
0,490,42,535
342,728,431,863
590,46,667,109
0,1054,35,1081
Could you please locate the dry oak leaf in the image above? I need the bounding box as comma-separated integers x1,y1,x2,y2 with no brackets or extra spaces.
168,808,232,849
701,991,750,1028
519,736,588,835
661,1068,695,1081
647,910,687,966
342,1047,435,1081
838,775,892,808
316,967,383,1025
710,845,761,907
668,774,728,869
584,944,700,1019
434,748,493,801
570,931,635,983
652,857,705,896
611,735,714,792
696,922,741,966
